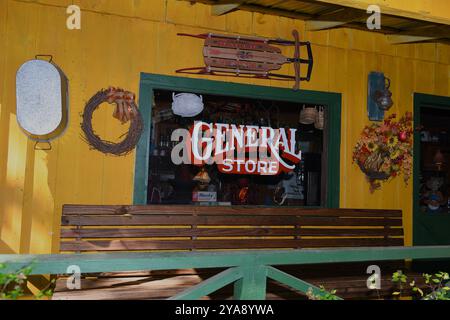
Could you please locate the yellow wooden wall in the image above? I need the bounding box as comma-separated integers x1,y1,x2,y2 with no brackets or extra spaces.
0,0,449,254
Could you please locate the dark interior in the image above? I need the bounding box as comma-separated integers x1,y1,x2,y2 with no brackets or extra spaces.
419,106,450,214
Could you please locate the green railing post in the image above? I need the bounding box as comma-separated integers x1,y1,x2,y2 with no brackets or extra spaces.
233,265,267,300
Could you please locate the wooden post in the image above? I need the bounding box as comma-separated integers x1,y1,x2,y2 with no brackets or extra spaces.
233,265,267,300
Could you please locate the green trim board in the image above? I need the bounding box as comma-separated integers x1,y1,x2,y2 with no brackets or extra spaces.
3,246,450,275
134,73,342,208
413,93,450,246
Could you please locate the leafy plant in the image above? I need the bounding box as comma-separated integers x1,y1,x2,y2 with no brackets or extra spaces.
392,270,450,300
0,263,55,300
306,286,340,300
0,263,32,299
420,272,450,300
391,270,408,298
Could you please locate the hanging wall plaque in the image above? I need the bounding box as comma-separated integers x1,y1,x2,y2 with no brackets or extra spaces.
176,30,313,90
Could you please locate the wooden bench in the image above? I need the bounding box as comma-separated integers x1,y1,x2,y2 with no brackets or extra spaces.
53,205,407,300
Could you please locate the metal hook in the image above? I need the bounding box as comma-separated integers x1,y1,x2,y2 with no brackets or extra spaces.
34,140,52,151
385,77,391,89
35,54,53,63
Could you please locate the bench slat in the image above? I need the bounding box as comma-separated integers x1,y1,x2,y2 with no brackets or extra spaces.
60,227,404,238
60,238,404,252
61,215,402,227
62,205,403,218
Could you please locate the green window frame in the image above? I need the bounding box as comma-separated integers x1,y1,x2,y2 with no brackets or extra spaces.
134,73,341,208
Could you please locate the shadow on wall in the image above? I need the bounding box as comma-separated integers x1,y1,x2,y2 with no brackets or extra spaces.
0,239,14,253
0,110,58,255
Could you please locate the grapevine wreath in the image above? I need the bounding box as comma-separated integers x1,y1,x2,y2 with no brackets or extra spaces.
81,87,143,156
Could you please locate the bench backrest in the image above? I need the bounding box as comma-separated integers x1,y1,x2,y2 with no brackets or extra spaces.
59,205,403,253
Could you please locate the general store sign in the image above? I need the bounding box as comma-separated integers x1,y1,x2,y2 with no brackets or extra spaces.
171,121,301,176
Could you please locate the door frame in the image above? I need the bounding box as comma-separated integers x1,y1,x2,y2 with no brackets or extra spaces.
134,73,342,208
413,93,450,245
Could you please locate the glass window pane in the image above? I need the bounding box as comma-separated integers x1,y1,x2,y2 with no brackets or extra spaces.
148,89,327,207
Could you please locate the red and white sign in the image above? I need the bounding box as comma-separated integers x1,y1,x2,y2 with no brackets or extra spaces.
172,121,302,176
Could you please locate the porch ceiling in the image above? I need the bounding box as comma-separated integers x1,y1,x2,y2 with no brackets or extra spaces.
186,0,450,44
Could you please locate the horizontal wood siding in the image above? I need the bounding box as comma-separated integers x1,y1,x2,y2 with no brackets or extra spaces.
0,0,449,254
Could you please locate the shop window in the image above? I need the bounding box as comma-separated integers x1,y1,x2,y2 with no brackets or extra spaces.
419,107,450,214
147,89,327,206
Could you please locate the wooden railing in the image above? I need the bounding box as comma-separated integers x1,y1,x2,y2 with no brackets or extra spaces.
2,246,450,300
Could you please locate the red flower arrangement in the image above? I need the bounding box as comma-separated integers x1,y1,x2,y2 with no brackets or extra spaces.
352,112,413,192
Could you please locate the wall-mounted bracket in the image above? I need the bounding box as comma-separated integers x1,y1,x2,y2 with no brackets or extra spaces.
367,71,385,121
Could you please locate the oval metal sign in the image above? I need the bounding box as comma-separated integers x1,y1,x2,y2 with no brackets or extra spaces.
16,59,68,141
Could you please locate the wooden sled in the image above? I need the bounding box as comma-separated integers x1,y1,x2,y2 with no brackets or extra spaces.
176,30,313,90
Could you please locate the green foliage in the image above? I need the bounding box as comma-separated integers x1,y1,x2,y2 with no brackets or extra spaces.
0,263,55,300
0,263,32,300
391,270,408,297
421,271,450,300
306,286,340,300
392,270,450,300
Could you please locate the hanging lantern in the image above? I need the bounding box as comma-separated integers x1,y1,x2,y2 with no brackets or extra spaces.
314,106,324,130
368,72,394,121
373,77,393,111
299,105,317,125
193,167,211,190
